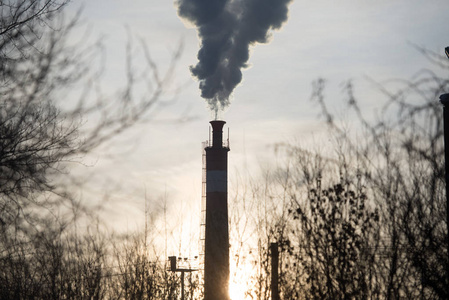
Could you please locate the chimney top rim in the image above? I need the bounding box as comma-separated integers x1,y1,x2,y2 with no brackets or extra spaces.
209,120,226,125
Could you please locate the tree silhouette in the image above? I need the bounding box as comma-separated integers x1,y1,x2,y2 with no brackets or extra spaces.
227,47,449,299
288,177,380,299
1,1,187,299
0,0,181,229
311,47,449,298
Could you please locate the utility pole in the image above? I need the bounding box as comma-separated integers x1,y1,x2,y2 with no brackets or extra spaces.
270,242,280,300
169,256,197,300
439,46,449,291
440,94,449,278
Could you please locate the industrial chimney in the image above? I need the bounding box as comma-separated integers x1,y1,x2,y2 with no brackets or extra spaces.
204,120,230,300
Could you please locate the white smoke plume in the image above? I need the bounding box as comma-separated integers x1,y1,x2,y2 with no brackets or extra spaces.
176,0,293,113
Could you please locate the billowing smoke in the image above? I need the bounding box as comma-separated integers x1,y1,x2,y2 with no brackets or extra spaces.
176,0,293,113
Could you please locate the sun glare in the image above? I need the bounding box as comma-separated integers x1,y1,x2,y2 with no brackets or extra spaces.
229,252,256,300
229,279,248,300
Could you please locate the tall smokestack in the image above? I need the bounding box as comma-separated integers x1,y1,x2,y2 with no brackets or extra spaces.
204,120,230,300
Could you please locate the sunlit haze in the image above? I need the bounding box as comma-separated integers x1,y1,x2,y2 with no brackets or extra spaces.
66,0,449,295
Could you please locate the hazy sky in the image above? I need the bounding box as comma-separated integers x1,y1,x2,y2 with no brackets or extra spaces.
69,0,449,257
